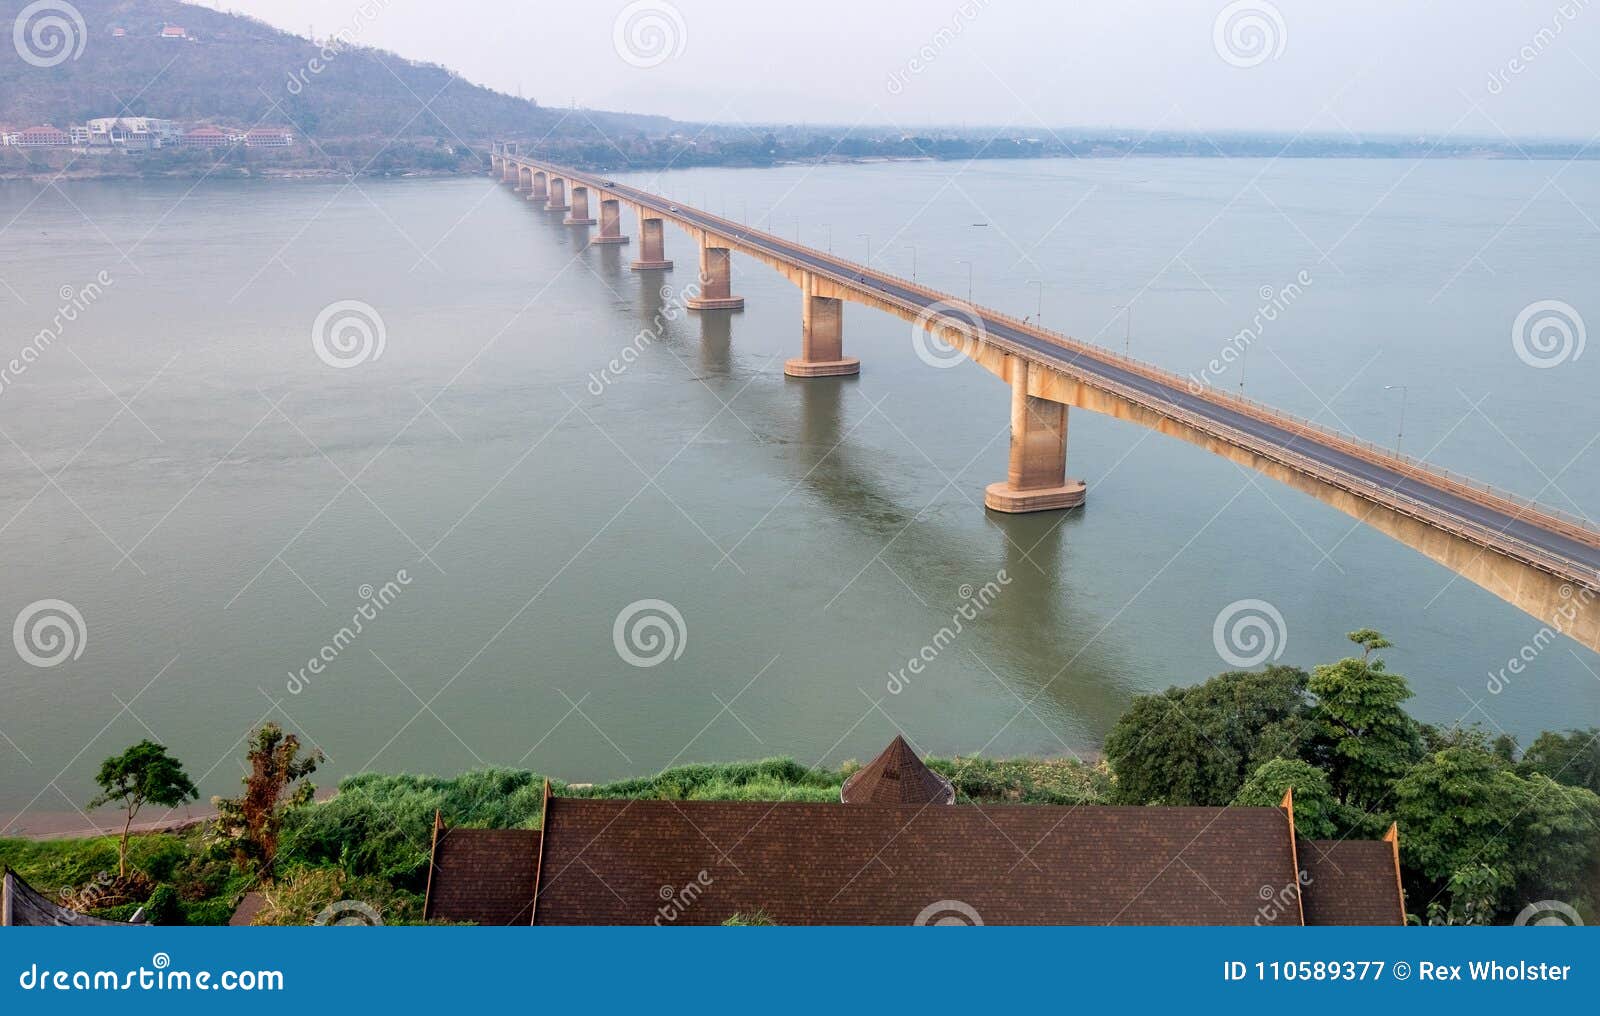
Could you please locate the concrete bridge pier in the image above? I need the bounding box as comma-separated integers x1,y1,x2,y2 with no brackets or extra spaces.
516,166,533,193
630,214,673,270
686,244,745,310
985,359,1086,513
528,171,548,202
502,160,518,185
785,273,859,377
591,198,630,244
545,177,570,212
565,185,597,226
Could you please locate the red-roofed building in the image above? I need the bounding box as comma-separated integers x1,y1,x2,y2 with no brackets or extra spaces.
16,126,70,147
422,742,1408,926
181,126,231,149
160,25,187,39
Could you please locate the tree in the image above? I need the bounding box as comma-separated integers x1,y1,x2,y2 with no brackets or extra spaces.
88,741,198,878
212,724,324,875
1394,744,1600,920
1232,757,1339,839
1519,728,1600,794
1105,666,1311,805
1306,630,1422,809
1425,865,1506,926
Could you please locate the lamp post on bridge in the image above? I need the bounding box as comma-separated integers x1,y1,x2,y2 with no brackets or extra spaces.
823,223,832,254
1384,384,1409,457
1027,279,1044,327
958,260,973,304
857,233,872,267
906,245,917,282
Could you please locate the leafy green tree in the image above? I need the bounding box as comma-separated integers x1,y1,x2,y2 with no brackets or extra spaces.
1232,758,1339,839
1519,728,1600,794
88,741,199,878
1425,865,1507,926
1105,666,1311,805
212,724,323,875
1306,630,1422,809
1395,744,1600,920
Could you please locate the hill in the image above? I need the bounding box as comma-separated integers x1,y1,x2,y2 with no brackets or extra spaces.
0,0,673,153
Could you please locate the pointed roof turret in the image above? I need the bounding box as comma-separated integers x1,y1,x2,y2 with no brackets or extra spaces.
840,736,955,805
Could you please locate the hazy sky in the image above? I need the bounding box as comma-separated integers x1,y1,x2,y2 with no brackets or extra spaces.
192,0,1600,139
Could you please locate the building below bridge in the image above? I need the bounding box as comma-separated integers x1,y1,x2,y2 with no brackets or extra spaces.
423,738,1405,926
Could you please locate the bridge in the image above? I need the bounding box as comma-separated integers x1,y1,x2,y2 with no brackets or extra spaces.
490,143,1600,655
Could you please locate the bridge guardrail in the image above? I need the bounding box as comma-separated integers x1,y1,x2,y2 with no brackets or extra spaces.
512,157,1600,574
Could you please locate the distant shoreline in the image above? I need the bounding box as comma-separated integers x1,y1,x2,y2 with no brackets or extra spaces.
3,146,1594,183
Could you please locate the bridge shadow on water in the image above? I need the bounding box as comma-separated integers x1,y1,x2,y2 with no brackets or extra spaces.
549,207,1141,751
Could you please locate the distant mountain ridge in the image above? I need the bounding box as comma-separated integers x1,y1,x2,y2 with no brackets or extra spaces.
0,0,673,141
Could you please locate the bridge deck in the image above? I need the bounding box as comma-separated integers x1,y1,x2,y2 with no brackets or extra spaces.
514,159,1600,591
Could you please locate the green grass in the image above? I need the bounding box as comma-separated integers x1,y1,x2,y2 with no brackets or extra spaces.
6,752,1104,924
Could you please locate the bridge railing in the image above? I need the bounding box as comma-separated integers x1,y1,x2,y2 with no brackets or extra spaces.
520,159,1600,553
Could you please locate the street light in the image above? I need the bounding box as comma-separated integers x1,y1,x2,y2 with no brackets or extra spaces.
957,259,973,304
1027,279,1044,326
1384,384,1409,457
823,223,832,254
857,232,871,266
1118,303,1134,356
906,245,917,282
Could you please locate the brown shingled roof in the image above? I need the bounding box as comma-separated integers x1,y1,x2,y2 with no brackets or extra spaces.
533,798,1303,925
1297,839,1406,925
424,828,541,925
840,736,955,805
